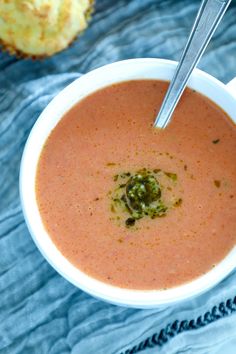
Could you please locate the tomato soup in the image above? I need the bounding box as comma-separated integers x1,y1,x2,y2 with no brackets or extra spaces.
36,80,236,290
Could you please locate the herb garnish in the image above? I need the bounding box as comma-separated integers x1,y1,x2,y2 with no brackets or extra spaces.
214,180,221,188
125,218,136,227
212,139,220,144
174,198,182,207
110,168,182,227
107,162,117,166
164,172,177,182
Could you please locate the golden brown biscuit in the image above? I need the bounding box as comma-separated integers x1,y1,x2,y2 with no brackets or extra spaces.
0,0,93,58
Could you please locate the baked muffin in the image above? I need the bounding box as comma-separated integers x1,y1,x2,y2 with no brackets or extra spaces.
0,0,93,57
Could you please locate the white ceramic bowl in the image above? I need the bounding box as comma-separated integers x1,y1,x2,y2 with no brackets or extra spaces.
20,59,236,308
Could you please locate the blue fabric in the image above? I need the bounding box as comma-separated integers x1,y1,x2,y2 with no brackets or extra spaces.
1,0,236,353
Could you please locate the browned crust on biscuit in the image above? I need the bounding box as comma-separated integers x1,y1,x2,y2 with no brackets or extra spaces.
0,0,95,60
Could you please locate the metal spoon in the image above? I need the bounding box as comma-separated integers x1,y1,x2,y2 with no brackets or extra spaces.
154,0,232,129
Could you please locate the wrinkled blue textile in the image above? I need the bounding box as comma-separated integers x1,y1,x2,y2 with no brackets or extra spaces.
1,1,236,353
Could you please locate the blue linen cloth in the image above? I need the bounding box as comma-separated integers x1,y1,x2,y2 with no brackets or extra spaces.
1,0,236,353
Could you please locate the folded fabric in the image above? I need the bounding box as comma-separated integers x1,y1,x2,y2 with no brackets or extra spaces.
1,1,236,353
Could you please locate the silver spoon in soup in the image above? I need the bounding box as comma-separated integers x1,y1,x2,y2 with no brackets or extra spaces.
154,0,232,129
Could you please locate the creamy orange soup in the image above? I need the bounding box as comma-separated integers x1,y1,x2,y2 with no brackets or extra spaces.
36,80,236,290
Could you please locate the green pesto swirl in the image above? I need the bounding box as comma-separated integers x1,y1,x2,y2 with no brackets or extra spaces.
110,168,181,228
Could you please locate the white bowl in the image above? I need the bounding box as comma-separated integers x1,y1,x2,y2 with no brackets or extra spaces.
19,59,236,308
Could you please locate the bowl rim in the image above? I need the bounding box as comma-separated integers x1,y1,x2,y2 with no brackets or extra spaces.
19,58,236,308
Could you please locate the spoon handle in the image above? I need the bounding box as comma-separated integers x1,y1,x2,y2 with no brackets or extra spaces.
154,0,232,129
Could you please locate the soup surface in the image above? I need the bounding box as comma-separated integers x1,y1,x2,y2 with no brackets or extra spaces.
36,80,236,290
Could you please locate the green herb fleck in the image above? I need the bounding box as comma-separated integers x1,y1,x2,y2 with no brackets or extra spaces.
125,218,136,227
174,198,183,207
164,172,177,182
120,172,131,178
214,180,221,188
149,203,168,218
212,139,220,144
113,175,118,182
